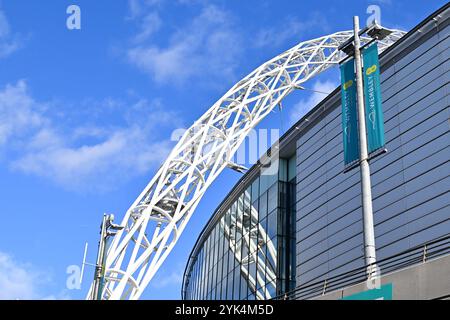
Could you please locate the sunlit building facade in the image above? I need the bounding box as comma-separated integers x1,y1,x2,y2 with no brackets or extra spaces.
182,4,449,300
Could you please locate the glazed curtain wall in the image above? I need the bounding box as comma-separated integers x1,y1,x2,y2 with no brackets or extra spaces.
184,156,296,300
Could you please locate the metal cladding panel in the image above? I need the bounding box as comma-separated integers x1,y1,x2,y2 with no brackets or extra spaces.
295,21,450,285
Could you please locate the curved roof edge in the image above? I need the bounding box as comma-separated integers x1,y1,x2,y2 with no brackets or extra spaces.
181,2,450,299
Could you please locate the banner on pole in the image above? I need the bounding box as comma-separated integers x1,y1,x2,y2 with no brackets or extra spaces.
340,58,359,166
363,43,385,154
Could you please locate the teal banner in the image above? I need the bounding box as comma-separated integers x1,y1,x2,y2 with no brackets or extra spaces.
363,43,385,154
342,283,393,300
340,58,359,165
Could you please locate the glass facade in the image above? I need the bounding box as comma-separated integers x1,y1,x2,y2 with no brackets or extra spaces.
183,156,296,300
182,5,450,300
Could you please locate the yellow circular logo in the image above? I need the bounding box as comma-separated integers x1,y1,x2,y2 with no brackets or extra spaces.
343,80,353,90
366,64,377,75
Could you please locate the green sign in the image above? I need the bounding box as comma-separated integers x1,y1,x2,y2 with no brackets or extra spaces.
340,58,359,165
363,43,385,154
342,283,393,300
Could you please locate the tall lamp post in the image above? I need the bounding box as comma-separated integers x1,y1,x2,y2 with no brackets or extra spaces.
353,16,377,275
339,16,393,279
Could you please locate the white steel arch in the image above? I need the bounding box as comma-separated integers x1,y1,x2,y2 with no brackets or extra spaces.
88,28,405,300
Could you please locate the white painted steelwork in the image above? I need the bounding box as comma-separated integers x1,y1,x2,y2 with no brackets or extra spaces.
87,28,405,300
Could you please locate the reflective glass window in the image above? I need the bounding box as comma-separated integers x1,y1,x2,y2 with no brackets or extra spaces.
249,254,257,290
230,202,237,245
236,195,243,242
221,277,227,300
233,267,240,299
250,199,259,226
267,183,278,213
259,191,267,220
227,272,233,299
257,249,266,289
243,188,251,236
266,239,277,281
228,248,234,274
279,158,288,182
217,257,223,284
236,239,242,263
240,273,248,300
288,154,296,181
267,209,277,240
251,177,259,200
267,279,276,298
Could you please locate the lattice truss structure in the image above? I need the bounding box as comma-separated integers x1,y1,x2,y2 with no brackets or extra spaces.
88,28,405,300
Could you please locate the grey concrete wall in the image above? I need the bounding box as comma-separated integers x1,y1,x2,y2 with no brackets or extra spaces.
314,254,450,300
295,18,450,285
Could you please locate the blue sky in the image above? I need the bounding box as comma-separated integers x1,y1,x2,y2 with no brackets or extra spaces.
0,0,446,299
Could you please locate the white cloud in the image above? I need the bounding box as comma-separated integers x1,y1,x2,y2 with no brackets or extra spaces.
127,0,163,18
12,126,173,190
290,80,338,123
0,10,10,37
0,81,181,191
127,5,242,84
133,12,162,43
127,0,163,43
0,251,51,299
128,0,144,19
0,9,21,58
253,13,330,48
0,80,45,145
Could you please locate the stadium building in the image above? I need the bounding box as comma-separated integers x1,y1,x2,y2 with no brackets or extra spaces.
182,4,450,300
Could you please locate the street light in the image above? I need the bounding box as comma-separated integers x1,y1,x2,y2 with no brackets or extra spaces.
367,23,394,40
339,21,393,56
338,17,389,280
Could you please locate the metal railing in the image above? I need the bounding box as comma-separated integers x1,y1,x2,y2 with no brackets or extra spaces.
274,234,450,300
